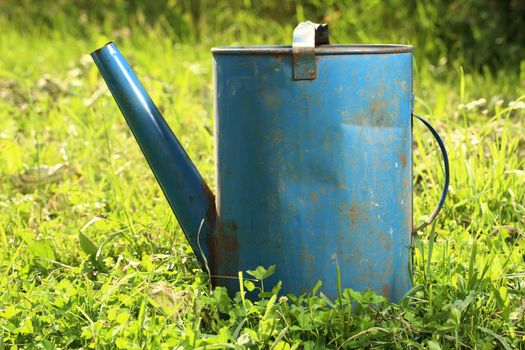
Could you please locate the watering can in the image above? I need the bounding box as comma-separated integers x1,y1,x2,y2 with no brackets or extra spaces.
91,22,449,302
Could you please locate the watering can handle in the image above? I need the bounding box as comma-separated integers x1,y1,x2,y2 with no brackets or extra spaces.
412,113,450,233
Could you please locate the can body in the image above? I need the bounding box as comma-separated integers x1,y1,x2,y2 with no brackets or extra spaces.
212,48,413,301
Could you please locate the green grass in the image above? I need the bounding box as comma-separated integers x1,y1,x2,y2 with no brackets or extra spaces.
1,5,525,349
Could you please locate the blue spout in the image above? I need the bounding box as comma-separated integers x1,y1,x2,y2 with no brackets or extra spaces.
91,42,215,267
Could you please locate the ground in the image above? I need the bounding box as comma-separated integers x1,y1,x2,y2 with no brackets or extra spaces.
0,6,524,349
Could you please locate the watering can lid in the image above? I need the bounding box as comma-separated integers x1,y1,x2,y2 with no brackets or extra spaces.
212,21,413,56
211,44,414,55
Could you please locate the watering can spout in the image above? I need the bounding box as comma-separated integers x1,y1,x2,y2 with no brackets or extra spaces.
91,42,216,267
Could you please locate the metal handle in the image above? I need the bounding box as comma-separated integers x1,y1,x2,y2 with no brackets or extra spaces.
412,113,450,233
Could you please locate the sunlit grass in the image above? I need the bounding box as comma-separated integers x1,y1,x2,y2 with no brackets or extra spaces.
0,11,524,348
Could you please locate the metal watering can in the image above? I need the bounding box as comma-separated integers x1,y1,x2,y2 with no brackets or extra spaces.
91,22,449,302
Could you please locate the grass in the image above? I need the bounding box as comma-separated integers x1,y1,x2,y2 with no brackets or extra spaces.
1,5,524,349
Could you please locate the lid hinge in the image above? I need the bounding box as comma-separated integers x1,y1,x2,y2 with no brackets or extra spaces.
292,21,329,81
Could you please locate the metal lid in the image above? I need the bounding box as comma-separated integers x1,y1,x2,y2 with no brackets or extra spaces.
211,44,414,55
213,21,413,81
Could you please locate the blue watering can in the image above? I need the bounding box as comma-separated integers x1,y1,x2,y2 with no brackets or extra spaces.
91,22,449,302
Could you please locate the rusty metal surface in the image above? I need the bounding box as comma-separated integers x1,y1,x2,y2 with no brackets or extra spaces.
211,44,414,55
292,47,317,80
213,50,414,302
92,40,420,303
291,21,330,80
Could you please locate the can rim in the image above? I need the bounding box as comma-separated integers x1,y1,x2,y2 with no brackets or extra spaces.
211,44,414,55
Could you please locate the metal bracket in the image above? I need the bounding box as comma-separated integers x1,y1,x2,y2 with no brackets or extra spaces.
292,21,329,80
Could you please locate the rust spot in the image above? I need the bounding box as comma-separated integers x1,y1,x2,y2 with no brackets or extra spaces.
383,258,393,276
202,182,219,279
209,219,240,288
202,183,216,225
340,202,368,225
380,284,391,299
348,203,358,224
220,224,239,251
372,101,384,113
399,154,407,168
300,249,315,279
375,231,390,249
310,192,319,202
